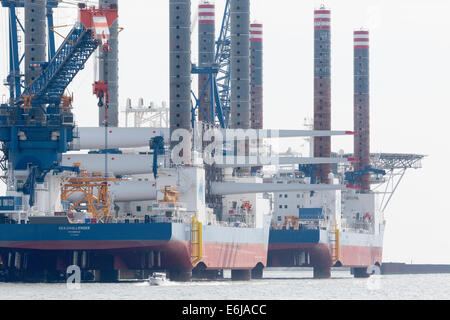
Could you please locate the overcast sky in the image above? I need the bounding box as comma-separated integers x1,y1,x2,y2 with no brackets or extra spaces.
0,0,449,263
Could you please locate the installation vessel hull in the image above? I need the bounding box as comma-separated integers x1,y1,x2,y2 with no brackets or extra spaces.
0,219,270,271
268,229,383,268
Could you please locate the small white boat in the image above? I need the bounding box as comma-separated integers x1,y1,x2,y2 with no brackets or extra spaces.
148,272,167,286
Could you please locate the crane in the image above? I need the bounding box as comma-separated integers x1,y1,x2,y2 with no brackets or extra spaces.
1,0,60,102
0,4,118,206
17,5,118,108
191,0,231,128
345,165,386,187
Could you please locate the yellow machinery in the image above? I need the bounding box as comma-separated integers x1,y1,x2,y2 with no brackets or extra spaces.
158,185,180,204
59,94,73,109
61,170,120,222
19,95,33,110
284,216,299,230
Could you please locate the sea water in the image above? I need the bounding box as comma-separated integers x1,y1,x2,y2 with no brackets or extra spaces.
0,268,449,300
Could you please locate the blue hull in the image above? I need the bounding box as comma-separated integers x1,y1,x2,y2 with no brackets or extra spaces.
268,228,384,268
0,223,173,243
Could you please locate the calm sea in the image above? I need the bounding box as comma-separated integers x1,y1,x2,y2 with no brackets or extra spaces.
0,268,449,300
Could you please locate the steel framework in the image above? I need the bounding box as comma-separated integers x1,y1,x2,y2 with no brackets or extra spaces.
0,4,119,212
344,153,426,213
191,0,231,128
123,99,169,128
371,153,424,213
214,0,232,124
370,153,424,170
1,0,60,102
19,24,99,106
61,175,120,221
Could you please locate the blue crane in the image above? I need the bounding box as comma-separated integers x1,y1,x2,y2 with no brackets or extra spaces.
191,64,227,128
18,24,99,107
345,165,386,187
150,136,165,179
0,4,118,200
1,0,60,102
18,6,118,108
214,0,232,123
191,0,231,129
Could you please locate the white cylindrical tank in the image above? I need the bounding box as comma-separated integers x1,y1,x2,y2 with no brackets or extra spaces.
62,154,155,175
211,182,347,196
109,181,157,202
66,181,158,203
71,127,169,150
71,128,352,151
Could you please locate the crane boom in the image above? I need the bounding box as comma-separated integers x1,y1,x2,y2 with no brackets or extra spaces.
17,6,118,107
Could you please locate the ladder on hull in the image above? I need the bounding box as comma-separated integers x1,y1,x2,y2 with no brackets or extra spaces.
329,226,340,265
191,214,203,265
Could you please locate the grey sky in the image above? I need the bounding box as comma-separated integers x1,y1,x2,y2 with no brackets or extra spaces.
0,0,448,263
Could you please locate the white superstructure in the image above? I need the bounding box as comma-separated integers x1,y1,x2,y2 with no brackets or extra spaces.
269,164,384,235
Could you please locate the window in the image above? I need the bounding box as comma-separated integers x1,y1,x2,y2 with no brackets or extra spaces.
136,206,142,212
284,205,288,209
284,194,288,198
279,194,283,198
279,205,283,209
277,216,282,221
297,194,300,198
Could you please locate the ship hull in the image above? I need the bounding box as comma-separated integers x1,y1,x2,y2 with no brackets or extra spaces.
268,229,383,268
0,220,270,272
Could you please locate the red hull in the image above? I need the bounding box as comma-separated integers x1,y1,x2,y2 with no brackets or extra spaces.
201,243,268,270
0,240,268,271
269,243,382,268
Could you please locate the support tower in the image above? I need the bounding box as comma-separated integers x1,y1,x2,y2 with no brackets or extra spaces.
313,7,331,183
230,0,250,129
250,22,263,172
198,1,215,123
250,22,263,130
24,0,47,85
98,0,119,127
170,0,192,136
354,30,370,192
